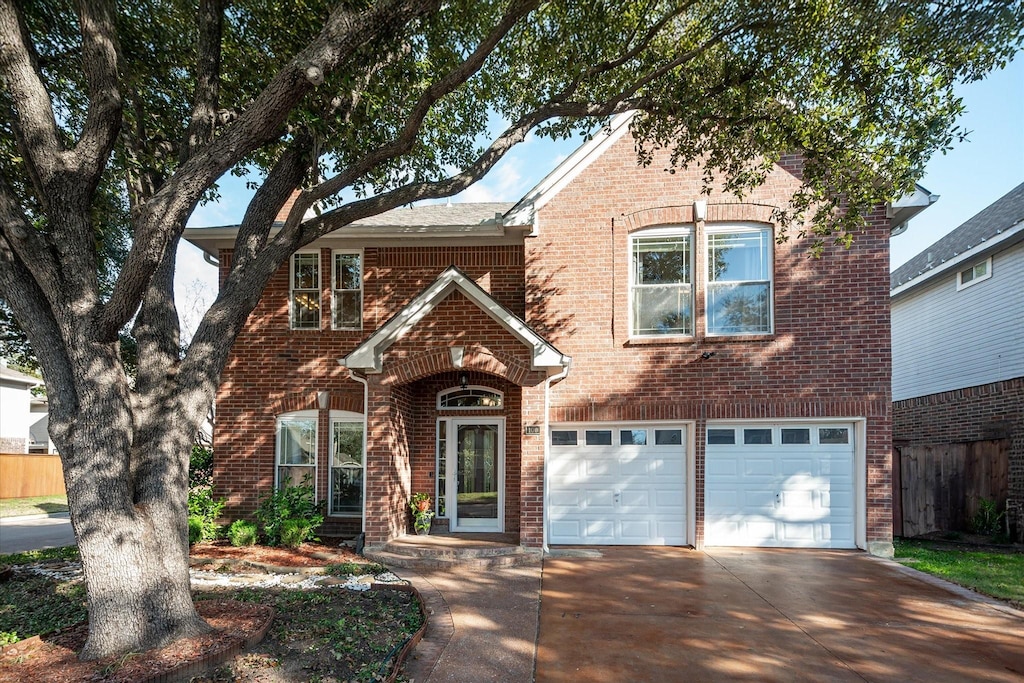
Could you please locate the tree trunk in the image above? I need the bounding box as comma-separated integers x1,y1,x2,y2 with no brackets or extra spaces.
54,346,210,660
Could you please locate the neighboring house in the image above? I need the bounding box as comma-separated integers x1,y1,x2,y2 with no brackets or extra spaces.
0,362,44,453
186,113,930,557
891,183,1024,533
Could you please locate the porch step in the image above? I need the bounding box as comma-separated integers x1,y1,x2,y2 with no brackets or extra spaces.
364,534,541,570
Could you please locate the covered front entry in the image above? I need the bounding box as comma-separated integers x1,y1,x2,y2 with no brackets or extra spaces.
442,418,504,532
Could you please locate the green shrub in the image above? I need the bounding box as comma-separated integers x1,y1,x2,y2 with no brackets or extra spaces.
188,515,205,544
971,498,1005,537
255,478,323,547
189,445,214,489
228,520,258,547
187,485,225,544
279,519,312,548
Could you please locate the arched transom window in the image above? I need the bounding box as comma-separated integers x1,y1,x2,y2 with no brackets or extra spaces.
437,386,503,410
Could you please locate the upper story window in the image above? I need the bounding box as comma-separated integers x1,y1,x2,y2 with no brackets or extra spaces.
956,257,991,291
290,252,320,329
630,228,693,337
438,386,504,410
332,250,363,329
706,227,773,335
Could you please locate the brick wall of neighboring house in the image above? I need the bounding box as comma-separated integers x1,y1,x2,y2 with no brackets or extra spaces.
526,134,894,548
213,245,530,537
893,377,1024,505
0,437,25,453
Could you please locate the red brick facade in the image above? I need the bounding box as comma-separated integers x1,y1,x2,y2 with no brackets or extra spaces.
212,130,895,553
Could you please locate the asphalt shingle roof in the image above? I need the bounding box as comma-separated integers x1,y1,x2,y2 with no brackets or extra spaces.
0,365,41,385
345,202,514,228
890,182,1024,290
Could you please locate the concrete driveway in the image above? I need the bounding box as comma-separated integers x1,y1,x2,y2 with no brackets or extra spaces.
537,547,1024,682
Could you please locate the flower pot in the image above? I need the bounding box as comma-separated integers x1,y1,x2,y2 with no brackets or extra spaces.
416,526,430,536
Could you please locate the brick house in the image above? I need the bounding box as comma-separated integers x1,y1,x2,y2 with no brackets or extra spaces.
891,183,1024,538
186,113,927,557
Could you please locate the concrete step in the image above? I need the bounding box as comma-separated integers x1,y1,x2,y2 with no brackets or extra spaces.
364,546,542,570
378,542,529,560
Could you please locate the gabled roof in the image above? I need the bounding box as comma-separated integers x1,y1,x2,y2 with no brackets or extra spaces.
340,266,570,375
0,365,41,386
504,112,636,229
891,182,1024,295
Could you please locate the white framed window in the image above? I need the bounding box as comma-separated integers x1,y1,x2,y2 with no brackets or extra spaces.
275,411,317,491
956,257,991,291
290,252,321,329
706,226,773,335
437,386,504,410
630,227,693,337
332,250,363,330
329,414,364,516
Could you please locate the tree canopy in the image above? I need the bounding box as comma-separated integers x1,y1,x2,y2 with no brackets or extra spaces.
1,0,1021,661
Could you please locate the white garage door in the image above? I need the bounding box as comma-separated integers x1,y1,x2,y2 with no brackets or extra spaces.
704,422,855,548
548,424,687,545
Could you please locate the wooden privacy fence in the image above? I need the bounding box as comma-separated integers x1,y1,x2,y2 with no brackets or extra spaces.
894,439,1009,538
0,453,66,499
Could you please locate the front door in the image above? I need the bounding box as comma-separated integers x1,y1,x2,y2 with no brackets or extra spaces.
451,419,503,532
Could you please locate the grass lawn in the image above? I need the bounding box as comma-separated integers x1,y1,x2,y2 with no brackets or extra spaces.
0,495,68,518
894,538,1024,608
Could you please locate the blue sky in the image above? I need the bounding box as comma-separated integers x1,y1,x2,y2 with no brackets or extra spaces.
177,58,1024,333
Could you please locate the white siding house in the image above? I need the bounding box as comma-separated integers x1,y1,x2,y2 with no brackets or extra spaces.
0,364,42,453
891,183,1024,400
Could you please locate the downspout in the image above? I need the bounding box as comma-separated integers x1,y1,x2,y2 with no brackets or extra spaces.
348,370,370,535
542,361,571,554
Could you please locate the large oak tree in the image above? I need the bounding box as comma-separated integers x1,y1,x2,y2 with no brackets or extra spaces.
1,0,1020,660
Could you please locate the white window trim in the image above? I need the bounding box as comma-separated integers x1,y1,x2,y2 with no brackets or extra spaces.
328,410,365,518
704,223,774,337
290,251,321,330
437,385,504,410
331,249,363,331
628,225,695,339
275,410,319,497
956,256,992,291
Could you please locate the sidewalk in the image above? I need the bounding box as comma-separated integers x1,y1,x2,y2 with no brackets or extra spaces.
398,564,542,682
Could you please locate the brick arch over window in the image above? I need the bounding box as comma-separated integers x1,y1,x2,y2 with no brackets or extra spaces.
267,390,362,415
380,345,539,388
621,202,778,233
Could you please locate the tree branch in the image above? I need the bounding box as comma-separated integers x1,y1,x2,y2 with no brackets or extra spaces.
0,0,64,199
307,0,541,205
180,0,224,164
0,175,63,306
71,0,122,185
97,0,443,339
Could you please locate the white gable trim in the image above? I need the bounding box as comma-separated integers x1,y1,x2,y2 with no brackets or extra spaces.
340,266,571,374
504,112,636,232
887,184,939,236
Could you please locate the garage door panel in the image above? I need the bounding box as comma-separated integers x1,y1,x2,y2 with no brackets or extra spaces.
744,458,776,476
549,424,687,545
705,422,856,549
621,490,649,508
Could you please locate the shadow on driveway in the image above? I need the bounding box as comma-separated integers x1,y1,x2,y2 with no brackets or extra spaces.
537,547,1024,682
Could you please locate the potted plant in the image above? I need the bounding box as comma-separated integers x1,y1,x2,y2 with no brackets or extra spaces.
409,492,434,535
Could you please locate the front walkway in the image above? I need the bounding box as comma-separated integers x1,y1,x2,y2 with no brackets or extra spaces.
398,564,542,682
537,547,1024,682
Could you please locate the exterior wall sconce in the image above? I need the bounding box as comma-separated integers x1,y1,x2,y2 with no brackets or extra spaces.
459,372,469,390
317,390,330,410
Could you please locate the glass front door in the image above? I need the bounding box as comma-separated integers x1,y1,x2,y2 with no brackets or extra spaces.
453,421,502,531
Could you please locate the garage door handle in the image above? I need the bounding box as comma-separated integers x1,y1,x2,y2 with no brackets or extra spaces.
614,491,621,506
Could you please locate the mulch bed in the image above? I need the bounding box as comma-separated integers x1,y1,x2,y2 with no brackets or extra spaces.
0,541,389,682
0,600,272,683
